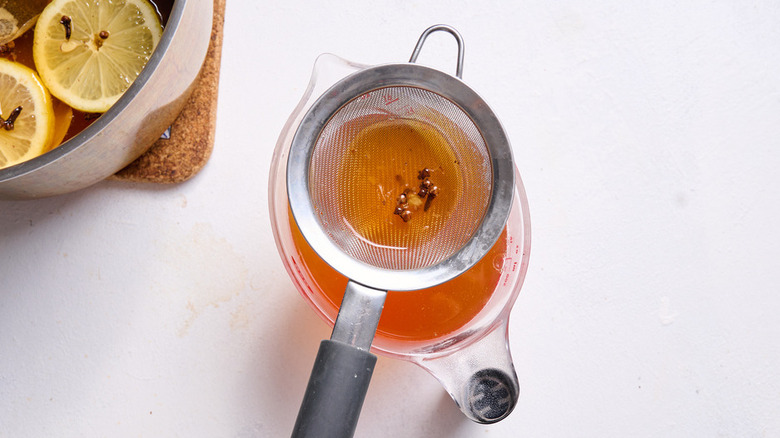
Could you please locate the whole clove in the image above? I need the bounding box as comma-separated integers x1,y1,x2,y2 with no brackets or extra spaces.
424,186,439,211
60,16,72,40
393,168,442,221
1,106,22,131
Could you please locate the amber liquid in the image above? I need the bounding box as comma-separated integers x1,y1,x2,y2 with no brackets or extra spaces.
289,209,506,343
0,0,174,148
293,115,507,343
333,116,465,255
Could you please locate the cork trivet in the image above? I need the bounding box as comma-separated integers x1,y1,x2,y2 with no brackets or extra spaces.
110,0,226,183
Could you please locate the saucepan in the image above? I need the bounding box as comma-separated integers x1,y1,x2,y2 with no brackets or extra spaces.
0,0,212,200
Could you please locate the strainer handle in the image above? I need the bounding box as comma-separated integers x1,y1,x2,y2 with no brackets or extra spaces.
292,340,377,438
409,24,465,79
292,282,387,438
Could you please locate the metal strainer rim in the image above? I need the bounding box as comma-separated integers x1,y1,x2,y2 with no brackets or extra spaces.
287,62,514,292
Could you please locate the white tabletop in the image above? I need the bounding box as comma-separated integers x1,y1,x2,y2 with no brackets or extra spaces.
2,1,780,436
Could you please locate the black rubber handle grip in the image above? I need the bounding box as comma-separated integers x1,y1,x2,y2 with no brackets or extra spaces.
291,340,377,438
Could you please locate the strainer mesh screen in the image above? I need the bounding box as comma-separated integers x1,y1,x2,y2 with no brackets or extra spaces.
308,86,492,271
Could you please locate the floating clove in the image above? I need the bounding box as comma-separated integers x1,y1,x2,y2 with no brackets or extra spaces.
393,168,442,221
1,106,22,131
60,16,72,40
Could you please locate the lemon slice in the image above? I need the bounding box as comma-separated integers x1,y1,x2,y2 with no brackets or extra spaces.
0,0,50,45
0,58,54,170
32,0,163,113
49,98,74,150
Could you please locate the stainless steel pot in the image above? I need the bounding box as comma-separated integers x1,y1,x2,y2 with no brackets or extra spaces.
0,0,213,199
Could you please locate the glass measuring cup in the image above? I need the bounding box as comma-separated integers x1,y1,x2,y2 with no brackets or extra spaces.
269,52,532,424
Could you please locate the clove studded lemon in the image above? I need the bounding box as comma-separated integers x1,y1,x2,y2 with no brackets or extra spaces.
32,0,163,113
0,58,55,170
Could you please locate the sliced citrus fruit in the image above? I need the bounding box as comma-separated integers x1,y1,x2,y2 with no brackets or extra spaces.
32,0,163,113
48,97,74,150
0,58,55,170
0,0,50,46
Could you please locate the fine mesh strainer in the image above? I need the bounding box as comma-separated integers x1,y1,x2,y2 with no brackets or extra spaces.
288,25,514,437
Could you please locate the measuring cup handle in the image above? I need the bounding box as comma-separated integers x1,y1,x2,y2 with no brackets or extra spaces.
409,24,465,79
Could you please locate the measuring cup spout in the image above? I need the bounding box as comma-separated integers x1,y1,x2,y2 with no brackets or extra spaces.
415,319,519,424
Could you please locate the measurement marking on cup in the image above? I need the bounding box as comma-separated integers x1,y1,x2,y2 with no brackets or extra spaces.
383,95,400,105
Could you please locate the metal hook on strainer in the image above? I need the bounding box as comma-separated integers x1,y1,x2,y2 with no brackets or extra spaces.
289,25,515,437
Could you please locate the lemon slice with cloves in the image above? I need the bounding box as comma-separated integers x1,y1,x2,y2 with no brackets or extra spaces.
32,0,163,113
0,58,55,170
